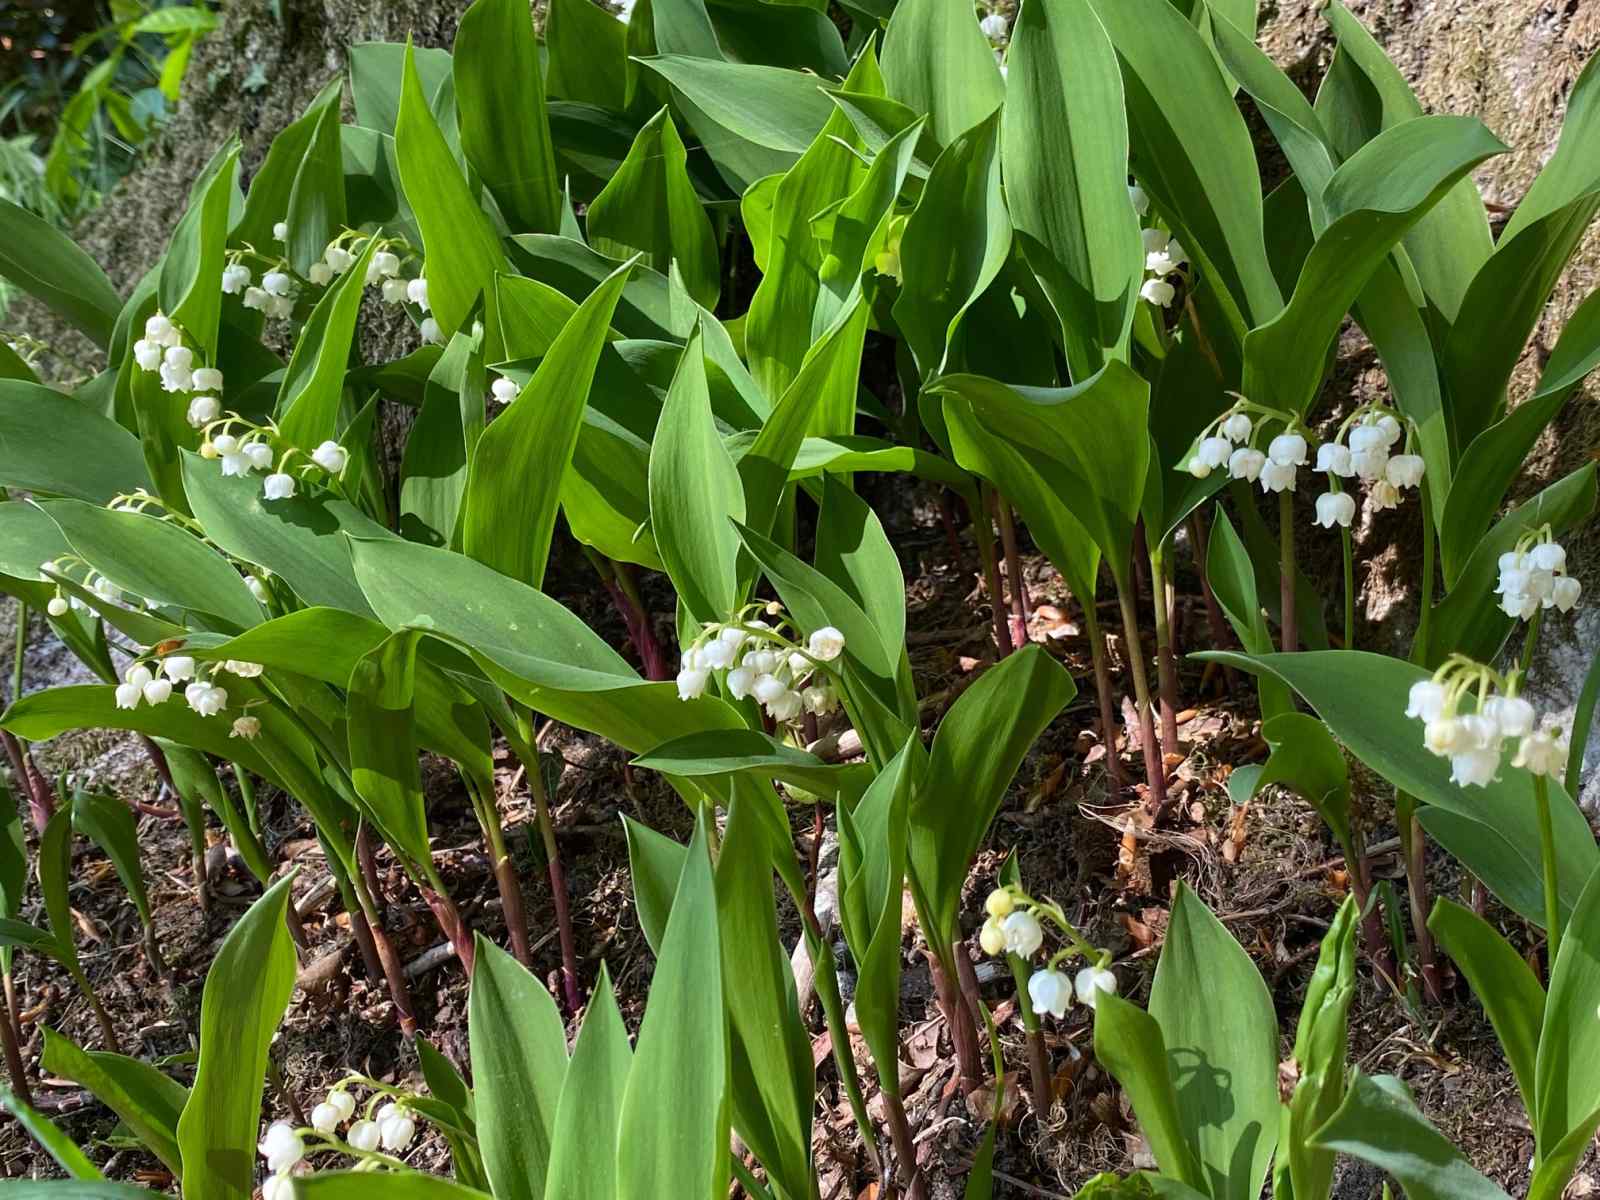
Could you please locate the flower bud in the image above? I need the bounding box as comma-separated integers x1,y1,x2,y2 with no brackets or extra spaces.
272,220,289,241
420,317,443,345
979,918,1006,957
47,596,69,617
984,889,1013,919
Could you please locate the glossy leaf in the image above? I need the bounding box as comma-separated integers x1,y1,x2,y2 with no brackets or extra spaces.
1202,506,1291,719
632,729,871,803
1093,992,1206,1192
0,380,153,504
274,238,379,449
347,630,433,873
0,200,121,347
41,1030,186,1176
543,963,632,1200
880,0,1004,146
70,789,153,932
158,138,240,360
175,874,298,1200
469,935,569,1200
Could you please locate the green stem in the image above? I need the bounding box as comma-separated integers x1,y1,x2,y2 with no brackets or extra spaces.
1279,489,1297,652
10,601,26,704
1395,791,1443,1003
1415,480,1435,660
1520,608,1543,677
1535,773,1562,975
1114,569,1168,817
1148,541,1180,760
1340,527,1355,651
1007,952,1053,1109
973,484,1013,657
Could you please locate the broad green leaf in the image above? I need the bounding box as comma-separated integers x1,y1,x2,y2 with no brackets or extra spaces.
70,789,153,931
543,964,632,1200
0,916,63,957
350,42,454,137
633,729,871,803
159,138,240,360
162,743,270,884
462,259,629,587
1243,115,1505,418
396,40,510,350
616,815,730,1200
1086,0,1281,326
399,328,483,549
880,0,1004,146
1202,506,1290,719
347,535,744,755
42,1031,186,1175
649,328,746,623
897,108,1013,374
0,200,121,347
297,1172,491,1200
469,935,569,1200
275,238,380,449
1000,0,1139,375
454,0,560,235
176,875,298,1200
716,788,815,1198
39,500,261,631
1149,883,1278,1200
1429,898,1544,1117
282,90,347,276
587,109,719,309
505,233,686,341
1093,992,1206,1192
1312,1072,1511,1200
1533,862,1600,1178
0,381,153,503
815,475,910,684
1320,2,1493,321
347,630,433,874
622,815,688,956
547,0,627,110
234,80,341,253
932,363,1149,581
1194,650,1599,926
1282,897,1358,1200
0,1086,105,1179
908,646,1075,953
181,450,394,616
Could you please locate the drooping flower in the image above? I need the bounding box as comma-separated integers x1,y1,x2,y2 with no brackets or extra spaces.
263,472,297,501
1028,968,1072,1019
1552,575,1582,612
262,271,294,298
979,12,1007,41
406,277,430,311
308,262,334,287
767,690,804,722
114,681,143,710
801,683,835,716
1228,447,1265,483
1512,718,1568,778
376,1103,416,1152
1313,491,1355,529
381,278,409,305
1220,412,1253,444
1196,436,1232,472
985,889,1013,919
311,441,348,474
491,377,519,404
272,220,289,241
1449,747,1501,788
325,245,355,275
1268,432,1308,467
143,677,173,705
1385,454,1425,490
369,250,401,283
1482,694,1536,739
311,1102,342,1134
1368,480,1400,511
243,441,274,472
808,626,845,661
187,395,221,428
1314,442,1352,476
133,339,163,371
1140,277,1176,307
420,317,443,345
979,918,1006,957
231,715,262,740
262,1174,294,1200
221,264,252,295
725,666,756,700
676,666,709,701
162,656,196,681
1001,910,1044,958
1405,680,1448,723
1128,184,1149,216
1074,964,1118,1009
1259,460,1297,493
47,596,69,617
225,660,265,678
186,682,228,717
326,1090,357,1122
258,1122,304,1173
347,1119,381,1152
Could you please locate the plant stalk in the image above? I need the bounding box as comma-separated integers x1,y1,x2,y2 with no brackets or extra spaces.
347,862,418,1036
926,946,984,1092
1187,511,1239,690
1340,526,1356,650
1149,541,1181,761
1395,792,1442,1003
524,752,584,1013
972,486,1014,658
996,497,1029,650
1279,489,1297,653
613,560,669,681
1114,573,1168,818
0,968,30,1106
1007,953,1053,1110
1534,774,1562,976
1085,609,1126,803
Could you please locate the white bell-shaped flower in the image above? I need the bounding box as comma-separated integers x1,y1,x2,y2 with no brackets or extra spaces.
767,689,804,722
1196,436,1232,470
1220,412,1253,443
406,277,430,310
1449,747,1500,788
258,1122,304,1173
420,317,443,345
326,1091,357,1122
47,596,69,617
1529,542,1567,573
272,220,289,241
114,681,143,710
262,271,294,298
1140,277,1176,307
231,715,261,740
1267,432,1307,466
1482,695,1535,739
979,917,1006,957
242,286,270,312
491,377,519,404
1028,968,1072,1019
1405,680,1448,723
1423,716,1465,756
1551,575,1582,612
221,264,251,295
307,262,334,287
225,660,264,678
1386,454,1425,490
725,666,756,700
262,1174,294,1200
1376,414,1402,446
162,656,196,681
980,12,1007,41
324,245,355,275
676,667,709,701
808,626,846,661
1001,910,1043,958
143,677,173,705
1128,184,1149,216
376,1103,416,1152
369,250,401,282
347,1119,381,1152
311,441,348,474
1369,480,1400,511
753,673,788,705
1228,447,1265,482
801,683,834,715
1314,442,1351,476
1313,491,1355,529
311,1102,342,1134
186,682,228,717
1074,964,1118,1009
1259,460,1297,493
381,278,409,305
243,441,274,472
187,395,221,428
263,472,297,501
133,339,163,371
145,313,179,346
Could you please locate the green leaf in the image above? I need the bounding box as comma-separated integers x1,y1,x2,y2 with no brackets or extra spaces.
0,380,153,503
297,1172,491,1200
546,0,627,110
399,328,483,549
469,935,569,1200
234,81,341,254
1244,114,1505,418
347,630,433,874
462,260,630,587
283,91,347,276
622,816,688,956
1320,2,1493,322
0,200,121,347
932,363,1149,581
1282,897,1358,1200
1086,0,1281,326
542,963,631,1200
633,730,871,803
159,138,240,360
350,42,454,137
1149,883,1279,1200
176,874,298,1200
908,646,1075,954
396,39,510,349
880,0,1004,146
587,109,720,310
649,328,746,623
40,500,261,632
1093,991,1206,1192
0,1181,155,1198
895,108,1012,374
616,814,730,1200
1312,1072,1511,1200
1429,898,1544,1118
0,1085,105,1179
1000,0,1140,375
275,238,380,449
42,1031,187,1176
454,0,560,235
181,450,394,617
1202,506,1291,719
1195,650,1600,927
70,789,153,931
1533,862,1600,1176
162,743,271,885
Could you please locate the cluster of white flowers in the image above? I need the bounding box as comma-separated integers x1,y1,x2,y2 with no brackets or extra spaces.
1139,226,1189,308
375,269,438,344
1497,533,1581,620
675,607,844,725
132,315,229,424
1407,660,1570,787
977,888,1117,1020
198,414,348,503
1307,408,1422,529
242,267,299,321
110,654,263,736
1184,405,1309,495
257,1087,418,1197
